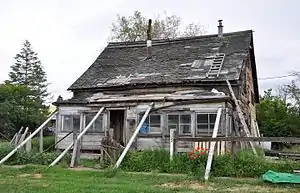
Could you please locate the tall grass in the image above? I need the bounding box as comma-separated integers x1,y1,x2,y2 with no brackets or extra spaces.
121,148,300,177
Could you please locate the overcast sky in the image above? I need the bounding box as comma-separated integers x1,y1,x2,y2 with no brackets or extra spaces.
0,0,299,102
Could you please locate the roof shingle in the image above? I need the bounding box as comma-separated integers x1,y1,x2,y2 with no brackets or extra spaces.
69,30,253,90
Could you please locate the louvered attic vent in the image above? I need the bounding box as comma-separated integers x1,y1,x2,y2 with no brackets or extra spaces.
206,53,225,77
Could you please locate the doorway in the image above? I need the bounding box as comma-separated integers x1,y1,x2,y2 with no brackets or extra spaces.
109,110,125,146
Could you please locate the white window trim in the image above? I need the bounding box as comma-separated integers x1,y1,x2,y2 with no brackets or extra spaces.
85,114,104,133
196,112,217,134
148,114,162,134
138,113,162,134
167,113,192,135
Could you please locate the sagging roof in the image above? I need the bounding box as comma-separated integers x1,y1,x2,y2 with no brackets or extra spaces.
56,89,230,105
69,30,254,91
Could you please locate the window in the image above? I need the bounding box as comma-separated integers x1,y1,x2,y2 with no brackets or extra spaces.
85,114,103,133
167,114,191,135
196,113,217,134
138,113,162,134
62,115,80,132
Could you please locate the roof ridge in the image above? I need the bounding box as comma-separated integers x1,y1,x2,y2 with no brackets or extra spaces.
107,30,253,48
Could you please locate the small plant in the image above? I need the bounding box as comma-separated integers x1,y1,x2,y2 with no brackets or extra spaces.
187,146,208,160
103,166,119,178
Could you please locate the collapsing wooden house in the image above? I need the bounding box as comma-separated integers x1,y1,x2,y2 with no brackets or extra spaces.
53,20,259,156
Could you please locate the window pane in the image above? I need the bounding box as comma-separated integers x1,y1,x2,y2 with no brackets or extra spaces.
209,114,217,124
150,125,161,133
180,125,191,134
180,115,190,124
140,121,149,134
86,114,103,133
168,125,178,130
197,124,209,134
94,115,103,132
63,116,73,132
168,115,179,125
85,114,93,127
197,114,208,124
73,115,80,132
150,115,160,125
138,112,149,125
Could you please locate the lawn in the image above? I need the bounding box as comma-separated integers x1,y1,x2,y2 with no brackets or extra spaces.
0,166,299,193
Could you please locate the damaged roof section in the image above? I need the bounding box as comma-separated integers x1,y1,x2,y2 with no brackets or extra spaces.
69,30,253,90
87,89,229,103
57,89,229,105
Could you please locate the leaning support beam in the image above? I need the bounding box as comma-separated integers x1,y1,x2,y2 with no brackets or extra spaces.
50,107,105,167
204,107,222,181
0,112,57,165
115,103,154,168
18,127,29,145
226,79,257,155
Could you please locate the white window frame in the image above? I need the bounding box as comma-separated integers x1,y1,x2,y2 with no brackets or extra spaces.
138,113,162,134
85,114,104,133
167,113,192,135
196,112,217,134
61,115,80,132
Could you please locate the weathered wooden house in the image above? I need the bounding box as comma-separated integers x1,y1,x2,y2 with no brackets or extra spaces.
54,20,259,154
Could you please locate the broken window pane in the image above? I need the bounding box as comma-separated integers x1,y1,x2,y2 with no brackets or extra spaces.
138,113,161,134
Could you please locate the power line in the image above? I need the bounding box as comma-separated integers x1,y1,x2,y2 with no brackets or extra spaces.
259,73,299,80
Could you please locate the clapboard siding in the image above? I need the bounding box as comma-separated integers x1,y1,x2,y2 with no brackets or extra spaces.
56,132,104,150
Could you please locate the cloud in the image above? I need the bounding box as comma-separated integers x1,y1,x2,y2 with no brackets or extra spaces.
0,0,299,102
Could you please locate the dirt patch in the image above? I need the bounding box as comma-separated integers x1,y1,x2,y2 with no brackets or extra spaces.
225,184,291,193
18,173,43,179
159,181,215,191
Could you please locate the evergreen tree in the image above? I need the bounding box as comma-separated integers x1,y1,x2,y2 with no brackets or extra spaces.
9,40,49,103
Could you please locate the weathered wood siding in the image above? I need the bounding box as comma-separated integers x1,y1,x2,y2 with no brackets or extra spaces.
56,99,230,151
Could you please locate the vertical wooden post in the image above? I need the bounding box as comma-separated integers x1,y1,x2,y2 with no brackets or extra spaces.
170,129,176,161
14,127,23,146
25,133,32,152
231,131,237,160
39,126,43,153
0,112,57,165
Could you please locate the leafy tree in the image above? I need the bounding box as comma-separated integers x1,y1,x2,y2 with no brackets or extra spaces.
256,89,300,138
110,11,205,42
0,83,49,137
8,40,49,103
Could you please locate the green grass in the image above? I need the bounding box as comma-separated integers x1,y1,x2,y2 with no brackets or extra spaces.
0,166,299,193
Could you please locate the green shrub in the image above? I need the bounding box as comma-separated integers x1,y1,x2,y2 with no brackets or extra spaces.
0,142,16,162
31,136,55,152
0,141,71,165
122,149,170,172
121,148,300,178
212,153,235,177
